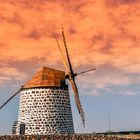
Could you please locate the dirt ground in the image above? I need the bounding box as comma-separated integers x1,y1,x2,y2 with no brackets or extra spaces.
116,134,140,139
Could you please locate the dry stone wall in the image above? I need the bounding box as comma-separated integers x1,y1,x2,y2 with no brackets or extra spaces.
16,87,74,135
0,135,138,140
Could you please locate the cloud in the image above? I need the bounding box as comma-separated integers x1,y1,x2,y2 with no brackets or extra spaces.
0,0,139,95
76,63,140,96
105,0,139,7
0,76,11,86
0,66,28,87
118,91,137,96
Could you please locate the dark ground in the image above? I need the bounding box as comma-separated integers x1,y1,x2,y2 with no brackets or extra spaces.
0,134,139,140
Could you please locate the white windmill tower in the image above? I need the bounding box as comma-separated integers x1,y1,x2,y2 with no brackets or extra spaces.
16,67,74,134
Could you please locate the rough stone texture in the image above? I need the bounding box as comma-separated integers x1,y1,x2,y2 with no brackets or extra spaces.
0,134,138,140
16,87,74,135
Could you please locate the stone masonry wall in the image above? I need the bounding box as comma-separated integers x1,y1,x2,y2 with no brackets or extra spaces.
17,87,74,135
0,135,138,140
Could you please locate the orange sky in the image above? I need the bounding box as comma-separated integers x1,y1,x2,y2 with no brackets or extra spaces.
0,0,140,95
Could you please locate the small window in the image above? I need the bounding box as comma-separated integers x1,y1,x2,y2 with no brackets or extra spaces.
20,123,25,135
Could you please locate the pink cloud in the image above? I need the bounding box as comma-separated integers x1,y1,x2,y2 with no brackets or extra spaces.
0,0,139,94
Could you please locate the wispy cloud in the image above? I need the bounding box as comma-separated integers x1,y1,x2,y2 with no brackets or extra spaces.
0,66,28,87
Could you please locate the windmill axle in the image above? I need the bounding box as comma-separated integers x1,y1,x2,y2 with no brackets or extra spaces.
65,73,77,79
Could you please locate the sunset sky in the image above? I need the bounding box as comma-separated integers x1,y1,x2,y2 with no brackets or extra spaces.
0,0,140,134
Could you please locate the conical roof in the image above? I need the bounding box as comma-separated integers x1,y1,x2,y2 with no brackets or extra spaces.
23,67,65,89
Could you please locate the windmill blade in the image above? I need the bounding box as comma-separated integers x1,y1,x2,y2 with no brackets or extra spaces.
0,88,22,110
69,78,85,127
61,28,74,75
61,28,85,126
54,35,69,73
77,68,96,75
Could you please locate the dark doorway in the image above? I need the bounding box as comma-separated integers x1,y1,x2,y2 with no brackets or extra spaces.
20,123,25,135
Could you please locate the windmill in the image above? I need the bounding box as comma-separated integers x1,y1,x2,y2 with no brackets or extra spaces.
55,28,96,127
0,28,95,134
